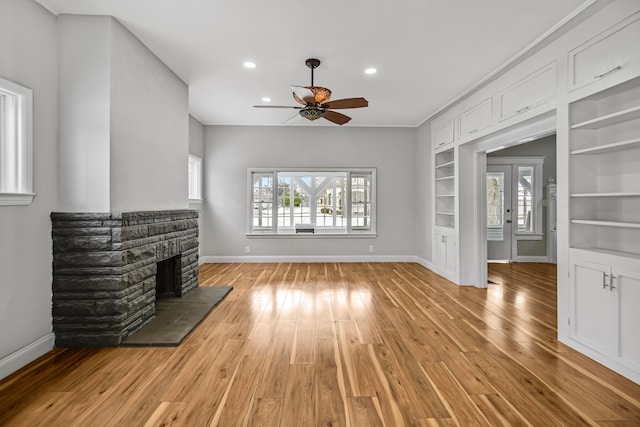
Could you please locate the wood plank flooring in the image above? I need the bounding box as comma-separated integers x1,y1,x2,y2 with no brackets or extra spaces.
1,262,640,426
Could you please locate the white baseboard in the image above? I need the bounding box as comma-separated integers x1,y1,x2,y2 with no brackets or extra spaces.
199,255,420,264
0,333,54,381
415,256,433,271
515,256,549,263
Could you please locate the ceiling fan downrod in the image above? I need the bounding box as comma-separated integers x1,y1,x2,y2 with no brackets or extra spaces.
305,58,321,86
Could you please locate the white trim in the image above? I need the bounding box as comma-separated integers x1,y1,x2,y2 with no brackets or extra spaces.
415,256,433,271
514,256,549,263
0,77,34,205
561,337,640,385
199,255,419,264
0,333,54,381
0,192,36,205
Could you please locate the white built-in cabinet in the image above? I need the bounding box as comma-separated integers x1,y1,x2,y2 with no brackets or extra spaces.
433,119,456,149
568,11,640,93
497,62,556,122
428,1,640,383
569,249,640,376
568,75,640,379
434,229,458,280
433,147,459,282
458,97,493,140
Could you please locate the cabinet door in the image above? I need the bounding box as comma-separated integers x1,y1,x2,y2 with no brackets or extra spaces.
434,232,447,274
459,97,492,139
569,259,614,356
568,12,640,92
498,62,556,122
613,267,640,374
445,234,457,279
433,119,455,149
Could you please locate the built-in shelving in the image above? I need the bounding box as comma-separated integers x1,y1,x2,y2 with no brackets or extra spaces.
571,105,640,130
435,148,456,229
571,219,640,229
569,76,640,256
571,192,640,198
570,137,640,155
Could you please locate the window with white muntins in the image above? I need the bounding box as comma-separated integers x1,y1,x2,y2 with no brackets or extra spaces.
0,76,34,206
248,168,376,236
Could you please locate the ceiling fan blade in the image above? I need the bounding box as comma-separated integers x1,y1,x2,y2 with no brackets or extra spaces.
323,97,368,109
323,110,351,125
284,113,304,125
253,105,302,109
291,86,316,105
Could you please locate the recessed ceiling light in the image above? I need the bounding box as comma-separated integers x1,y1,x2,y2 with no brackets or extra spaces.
365,68,377,75
243,61,256,69
262,97,271,102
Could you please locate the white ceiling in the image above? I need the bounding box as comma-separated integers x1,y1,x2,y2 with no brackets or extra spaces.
36,0,590,127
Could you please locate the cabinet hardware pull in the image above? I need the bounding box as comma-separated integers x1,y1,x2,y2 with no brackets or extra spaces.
516,106,530,114
602,272,609,289
610,275,616,291
594,66,621,79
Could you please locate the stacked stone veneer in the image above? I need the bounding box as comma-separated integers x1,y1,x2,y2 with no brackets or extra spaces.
51,210,199,347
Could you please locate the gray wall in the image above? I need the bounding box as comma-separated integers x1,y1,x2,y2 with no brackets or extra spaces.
109,18,189,212
488,134,556,257
58,15,190,213
202,125,417,260
415,121,432,263
0,0,58,378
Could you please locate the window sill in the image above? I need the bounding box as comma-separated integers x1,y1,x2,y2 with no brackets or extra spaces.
0,192,36,206
247,232,377,239
514,232,544,241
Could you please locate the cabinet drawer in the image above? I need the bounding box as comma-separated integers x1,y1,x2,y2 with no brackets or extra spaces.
568,12,640,92
433,119,455,149
459,97,492,139
498,62,556,122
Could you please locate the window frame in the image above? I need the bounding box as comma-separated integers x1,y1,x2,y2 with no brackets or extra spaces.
246,167,377,237
188,154,202,202
0,76,34,206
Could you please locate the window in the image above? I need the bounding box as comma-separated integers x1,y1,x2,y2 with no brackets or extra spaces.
248,168,376,235
188,155,202,201
0,77,34,205
516,166,534,232
486,171,505,241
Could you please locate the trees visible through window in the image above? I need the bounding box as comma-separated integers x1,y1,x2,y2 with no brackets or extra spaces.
249,169,375,235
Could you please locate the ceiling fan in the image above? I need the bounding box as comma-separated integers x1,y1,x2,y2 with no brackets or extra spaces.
254,58,368,125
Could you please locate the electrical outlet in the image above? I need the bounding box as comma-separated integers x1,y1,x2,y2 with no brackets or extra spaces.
245,246,251,254
368,245,374,253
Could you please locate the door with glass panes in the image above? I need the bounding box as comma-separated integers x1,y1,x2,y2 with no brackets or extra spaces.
487,165,512,261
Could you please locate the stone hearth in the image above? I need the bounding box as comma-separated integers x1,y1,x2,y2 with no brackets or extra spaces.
51,210,199,347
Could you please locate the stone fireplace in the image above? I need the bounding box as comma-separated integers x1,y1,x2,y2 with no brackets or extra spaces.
51,210,199,347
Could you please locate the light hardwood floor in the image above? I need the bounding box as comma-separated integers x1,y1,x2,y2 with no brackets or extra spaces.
1,262,639,426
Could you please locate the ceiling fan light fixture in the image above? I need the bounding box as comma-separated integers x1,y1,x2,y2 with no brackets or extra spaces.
299,107,325,121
